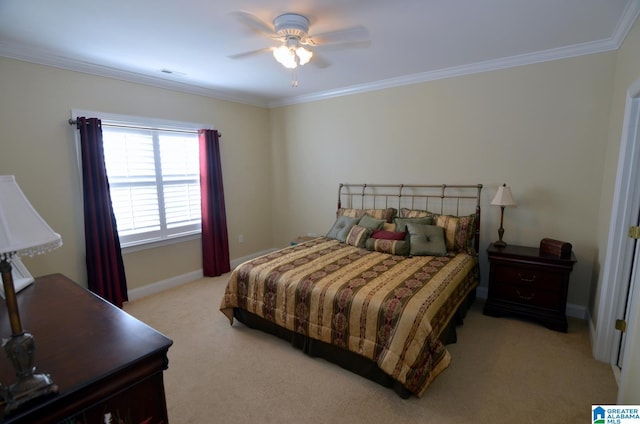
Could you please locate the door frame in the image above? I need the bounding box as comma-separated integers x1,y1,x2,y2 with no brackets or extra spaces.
594,77,640,402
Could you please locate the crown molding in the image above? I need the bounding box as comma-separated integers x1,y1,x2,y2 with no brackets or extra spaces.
268,39,616,108
2,1,638,110
269,0,640,108
0,44,270,108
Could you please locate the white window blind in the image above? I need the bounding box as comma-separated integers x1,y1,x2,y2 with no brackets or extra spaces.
100,124,201,248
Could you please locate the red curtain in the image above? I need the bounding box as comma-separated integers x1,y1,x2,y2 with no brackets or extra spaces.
76,117,128,307
199,129,230,276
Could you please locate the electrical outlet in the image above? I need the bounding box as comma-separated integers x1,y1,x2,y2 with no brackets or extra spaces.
238,234,244,243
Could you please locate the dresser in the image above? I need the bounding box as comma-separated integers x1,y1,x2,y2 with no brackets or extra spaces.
483,244,577,332
0,274,173,423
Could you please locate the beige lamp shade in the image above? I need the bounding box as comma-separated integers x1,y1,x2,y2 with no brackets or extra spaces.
0,175,62,259
491,185,517,207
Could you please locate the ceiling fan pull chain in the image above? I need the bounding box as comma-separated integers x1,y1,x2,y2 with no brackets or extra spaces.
291,70,299,87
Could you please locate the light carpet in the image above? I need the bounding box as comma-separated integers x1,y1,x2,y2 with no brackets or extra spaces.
123,275,618,424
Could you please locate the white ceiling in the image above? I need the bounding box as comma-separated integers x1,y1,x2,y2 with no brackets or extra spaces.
1,1,638,108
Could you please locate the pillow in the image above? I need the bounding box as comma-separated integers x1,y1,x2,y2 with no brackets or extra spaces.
382,222,396,231
406,223,447,256
345,225,372,248
432,213,477,254
365,238,411,256
400,208,433,218
358,214,386,230
326,216,360,242
337,208,397,223
394,216,434,233
371,229,407,240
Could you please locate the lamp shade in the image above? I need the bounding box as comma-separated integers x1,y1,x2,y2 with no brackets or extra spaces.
0,176,62,259
491,184,517,207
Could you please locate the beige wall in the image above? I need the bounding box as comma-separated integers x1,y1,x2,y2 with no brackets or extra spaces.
597,17,640,403
0,57,272,290
270,52,616,309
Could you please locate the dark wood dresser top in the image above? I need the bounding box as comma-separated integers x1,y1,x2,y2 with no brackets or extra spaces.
0,273,173,422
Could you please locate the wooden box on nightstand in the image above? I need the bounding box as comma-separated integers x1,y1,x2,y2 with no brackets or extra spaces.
483,243,577,332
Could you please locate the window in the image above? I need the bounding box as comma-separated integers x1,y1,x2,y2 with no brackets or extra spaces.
73,110,211,250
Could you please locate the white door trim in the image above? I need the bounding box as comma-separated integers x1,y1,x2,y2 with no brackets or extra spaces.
594,77,640,379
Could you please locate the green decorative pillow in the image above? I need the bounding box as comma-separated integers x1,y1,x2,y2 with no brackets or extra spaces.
432,213,477,254
327,216,360,242
394,216,434,233
406,223,447,256
365,238,411,256
345,225,372,248
358,214,385,230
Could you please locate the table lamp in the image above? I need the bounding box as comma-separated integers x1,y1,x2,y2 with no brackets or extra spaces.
0,175,62,412
490,183,516,248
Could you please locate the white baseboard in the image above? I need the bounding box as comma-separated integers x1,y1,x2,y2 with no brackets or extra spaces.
127,248,279,301
566,303,588,320
127,269,204,301
475,286,587,319
476,286,488,299
586,308,603,360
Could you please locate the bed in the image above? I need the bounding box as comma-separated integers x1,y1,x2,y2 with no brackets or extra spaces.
220,183,483,398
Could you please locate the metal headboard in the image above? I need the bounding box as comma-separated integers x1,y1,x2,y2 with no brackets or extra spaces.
337,183,483,253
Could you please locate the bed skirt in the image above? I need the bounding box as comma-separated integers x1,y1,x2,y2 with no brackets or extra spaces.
232,288,476,399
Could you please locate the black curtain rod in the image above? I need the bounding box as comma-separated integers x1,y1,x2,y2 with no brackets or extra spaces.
68,118,220,137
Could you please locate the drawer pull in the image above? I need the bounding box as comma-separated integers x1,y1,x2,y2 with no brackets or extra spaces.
516,289,535,301
517,273,536,283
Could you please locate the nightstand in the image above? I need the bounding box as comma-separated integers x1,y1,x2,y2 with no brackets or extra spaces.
483,243,577,332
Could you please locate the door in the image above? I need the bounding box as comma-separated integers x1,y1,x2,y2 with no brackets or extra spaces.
615,214,640,372
594,78,640,402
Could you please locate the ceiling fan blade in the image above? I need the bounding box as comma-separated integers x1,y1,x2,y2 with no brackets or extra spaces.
307,25,369,46
228,47,273,60
314,40,372,51
231,11,277,38
310,53,331,69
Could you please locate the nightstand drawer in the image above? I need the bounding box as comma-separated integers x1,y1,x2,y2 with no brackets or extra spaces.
493,282,561,310
494,264,563,291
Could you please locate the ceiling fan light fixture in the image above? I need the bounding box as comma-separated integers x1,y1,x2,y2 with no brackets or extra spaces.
273,45,298,69
273,44,313,69
296,47,313,66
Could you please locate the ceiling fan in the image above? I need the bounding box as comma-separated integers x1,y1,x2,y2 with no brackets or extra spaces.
229,11,370,70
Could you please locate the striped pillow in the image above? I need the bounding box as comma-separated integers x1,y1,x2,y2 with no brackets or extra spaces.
432,213,477,254
345,225,372,248
400,208,433,218
365,238,411,256
337,208,397,223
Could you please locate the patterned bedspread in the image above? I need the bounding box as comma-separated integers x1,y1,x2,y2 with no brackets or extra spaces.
220,236,479,397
